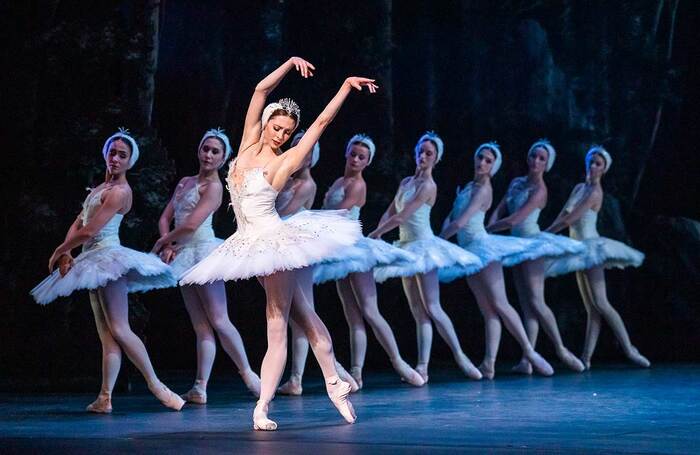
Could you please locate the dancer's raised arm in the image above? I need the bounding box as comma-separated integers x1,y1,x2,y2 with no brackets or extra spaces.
278,77,377,181
240,57,316,153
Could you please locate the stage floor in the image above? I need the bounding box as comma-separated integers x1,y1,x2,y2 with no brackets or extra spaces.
2,364,699,453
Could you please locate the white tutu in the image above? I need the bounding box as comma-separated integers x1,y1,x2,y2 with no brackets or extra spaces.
374,236,483,283
180,209,361,284
169,238,224,279
545,237,644,277
31,244,175,305
313,237,416,284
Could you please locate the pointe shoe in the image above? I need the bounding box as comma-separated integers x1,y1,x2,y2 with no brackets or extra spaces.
456,353,483,380
415,364,429,384
478,361,495,380
350,366,364,390
581,356,592,371
86,393,112,414
335,362,360,392
181,385,207,404
626,347,651,368
511,358,533,375
149,382,185,411
326,376,357,424
391,358,425,386
525,350,554,376
253,401,277,431
558,348,586,373
277,374,303,396
240,369,262,397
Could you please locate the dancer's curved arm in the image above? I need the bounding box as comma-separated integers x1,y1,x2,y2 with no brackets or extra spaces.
325,180,365,210
439,184,490,240
368,179,433,239
273,77,377,189
152,181,223,254
277,179,317,217
48,187,128,271
487,185,546,233
545,184,600,234
239,57,316,154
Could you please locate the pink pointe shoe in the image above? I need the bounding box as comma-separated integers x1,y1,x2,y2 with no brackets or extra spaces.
326,376,357,424
240,369,262,398
181,382,207,405
253,401,277,431
392,358,425,387
277,374,303,396
149,382,185,411
86,392,112,414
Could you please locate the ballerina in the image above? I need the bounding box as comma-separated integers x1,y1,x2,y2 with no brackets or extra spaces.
487,140,586,374
31,129,184,413
544,145,650,369
370,132,484,383
179,56,377,430
439,142,554,379
152,128,260,403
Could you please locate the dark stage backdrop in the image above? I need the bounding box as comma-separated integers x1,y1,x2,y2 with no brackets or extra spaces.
2,0,699,391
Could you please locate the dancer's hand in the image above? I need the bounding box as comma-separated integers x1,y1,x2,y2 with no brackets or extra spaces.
48,248,64,272
58,254,74,277
159,246,177,264
368,229,382,239
344,77,378,93
151,236,168,254
290,57,315,78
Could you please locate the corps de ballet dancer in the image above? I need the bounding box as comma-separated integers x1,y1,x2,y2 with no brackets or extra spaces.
279,134,424,393
439,142,554,379
544,146,650,369
152,129,261,403
370,132,484,383
487,140,586,373
31,129,184,413
275,132,362,395
179,56,377,430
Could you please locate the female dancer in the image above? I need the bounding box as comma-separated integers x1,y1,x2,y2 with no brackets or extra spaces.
545,146,650,369
370,132,484,383
439,142,554,379
180,56,377,430
487,140,586,373
31,129,184,413
280,134,424,392
152,129,261,403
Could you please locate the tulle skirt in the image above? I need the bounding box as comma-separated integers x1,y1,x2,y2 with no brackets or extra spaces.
545,237,644,277
179,210,362,284
169,238,224,279
501,232,587,267
374,236,483,283
313,237,416,284
31,245,176,305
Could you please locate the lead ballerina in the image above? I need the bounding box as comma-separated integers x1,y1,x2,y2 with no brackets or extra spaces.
544,146,650,369
179,56,377,430
31,129,184,413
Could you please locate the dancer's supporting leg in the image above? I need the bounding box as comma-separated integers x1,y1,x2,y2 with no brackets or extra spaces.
511,259,584,373
402,275,433,382
98,277,184,410
87,291,122,413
